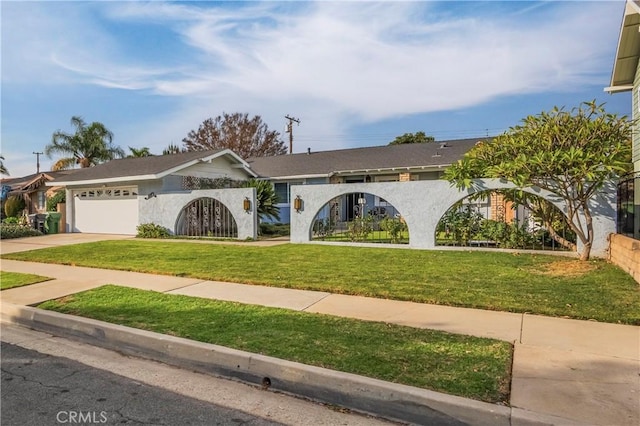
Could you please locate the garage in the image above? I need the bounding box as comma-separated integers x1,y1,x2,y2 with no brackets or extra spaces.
72,186,139,234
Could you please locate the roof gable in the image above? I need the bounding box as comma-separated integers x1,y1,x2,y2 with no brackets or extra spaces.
49,149,256,186
606,0,640,93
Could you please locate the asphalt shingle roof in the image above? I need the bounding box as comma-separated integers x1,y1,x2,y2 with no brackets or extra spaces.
15,138,486,185
52,150,225,183
246,138,485,179
1,170,79,190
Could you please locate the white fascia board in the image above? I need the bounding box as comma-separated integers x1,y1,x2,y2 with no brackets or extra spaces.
266,173,328,180
45,174,157,187
333,166,446,175
608,1,640,90
216,149,254,170
604,84,634,93
154,149,256,179
230,163,258,177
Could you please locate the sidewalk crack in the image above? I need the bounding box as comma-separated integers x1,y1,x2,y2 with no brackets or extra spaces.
300,293,332,312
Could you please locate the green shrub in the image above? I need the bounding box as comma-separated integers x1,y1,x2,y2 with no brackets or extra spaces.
347,215,374,242
2,217,19,224
4,195,25,218
259,222,290,237
380,217,407,244
46,190,66,212
312,218,335,240
0,224,43,239
136,223,171,239
480,219,540,249
437,205,484,246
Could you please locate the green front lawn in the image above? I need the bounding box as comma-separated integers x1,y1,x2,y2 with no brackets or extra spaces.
0,271,50,290
38,285,512,403
4,241,639,324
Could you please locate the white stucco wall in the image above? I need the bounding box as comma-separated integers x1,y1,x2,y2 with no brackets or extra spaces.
289,179,616,258
138,188,257,240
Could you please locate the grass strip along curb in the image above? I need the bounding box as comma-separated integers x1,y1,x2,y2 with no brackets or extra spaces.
0,271,51,290
6,240,640,324
38,285,512,404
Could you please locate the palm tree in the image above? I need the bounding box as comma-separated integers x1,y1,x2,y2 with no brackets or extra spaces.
127,146,152,157
162,143,184,155
0,155,8,176
242,178,280,222
45,116,124,170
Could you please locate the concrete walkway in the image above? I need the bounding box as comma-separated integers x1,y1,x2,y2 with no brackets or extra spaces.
1,234,639,425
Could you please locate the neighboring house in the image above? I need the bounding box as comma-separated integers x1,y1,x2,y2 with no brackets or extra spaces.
48,149,256,234
0,170,76,216
248,138,488,223
606,0,640,239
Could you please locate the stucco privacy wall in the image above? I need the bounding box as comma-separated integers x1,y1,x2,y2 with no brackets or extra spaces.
138,188,257,240
290,179,616,258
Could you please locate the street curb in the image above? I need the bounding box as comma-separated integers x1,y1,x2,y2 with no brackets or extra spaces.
1,302,510,425
2,302,577,426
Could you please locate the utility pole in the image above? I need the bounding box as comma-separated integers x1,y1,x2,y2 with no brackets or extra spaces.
33,151,43,174
284,115,300,154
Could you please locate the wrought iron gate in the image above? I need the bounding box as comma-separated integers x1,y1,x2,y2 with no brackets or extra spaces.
617,172,639,239
175,197,238,238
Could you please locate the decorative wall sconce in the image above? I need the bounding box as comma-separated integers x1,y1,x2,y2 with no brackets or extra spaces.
144,192,156,200
293,195,303,212
243,197,251,212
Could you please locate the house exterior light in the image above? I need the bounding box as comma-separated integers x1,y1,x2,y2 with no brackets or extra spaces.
243,197,251,212
293,195,303,212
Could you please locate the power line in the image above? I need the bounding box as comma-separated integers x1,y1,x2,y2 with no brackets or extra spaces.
284,115,300,154
32,151,43,174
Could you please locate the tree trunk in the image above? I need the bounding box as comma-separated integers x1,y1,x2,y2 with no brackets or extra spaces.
579,242,592,261
542,220,576,251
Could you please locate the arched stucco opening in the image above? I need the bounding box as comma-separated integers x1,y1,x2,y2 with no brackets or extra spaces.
175,197,238,238
290,180,614,257
309,191,409,244
434,189,577,251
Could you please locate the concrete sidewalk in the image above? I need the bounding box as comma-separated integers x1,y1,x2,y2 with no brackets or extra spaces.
1,236,638,425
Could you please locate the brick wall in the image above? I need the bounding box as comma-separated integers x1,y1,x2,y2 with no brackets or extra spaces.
608,234,640,285
399,173,411,182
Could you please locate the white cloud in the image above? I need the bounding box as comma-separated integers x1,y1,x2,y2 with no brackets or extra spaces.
89,1,619,121
1,0,625,173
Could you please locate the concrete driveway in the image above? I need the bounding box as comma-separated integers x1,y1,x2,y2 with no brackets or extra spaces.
0,233,134,255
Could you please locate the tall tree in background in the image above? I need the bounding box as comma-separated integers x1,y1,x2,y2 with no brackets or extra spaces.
183,112,286,158
45,116,124,170
163,143,185,155
389,131,435,145
128,146,153,157
0,155,8,176
444,101,632,260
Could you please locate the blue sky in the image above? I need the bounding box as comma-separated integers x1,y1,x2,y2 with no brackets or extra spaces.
1,0,632,177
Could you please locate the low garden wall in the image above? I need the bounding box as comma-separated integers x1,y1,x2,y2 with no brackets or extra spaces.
290,179,616,258
608,234,640,284
138,188,257,240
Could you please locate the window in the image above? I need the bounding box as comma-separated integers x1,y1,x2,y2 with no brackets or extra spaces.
274,183,289,204
37,191,46,210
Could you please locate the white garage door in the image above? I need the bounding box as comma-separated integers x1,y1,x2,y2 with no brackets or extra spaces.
73,187,139,235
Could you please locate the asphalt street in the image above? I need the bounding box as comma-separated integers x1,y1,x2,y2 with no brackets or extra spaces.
1,342,282,426
0,324,395,426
